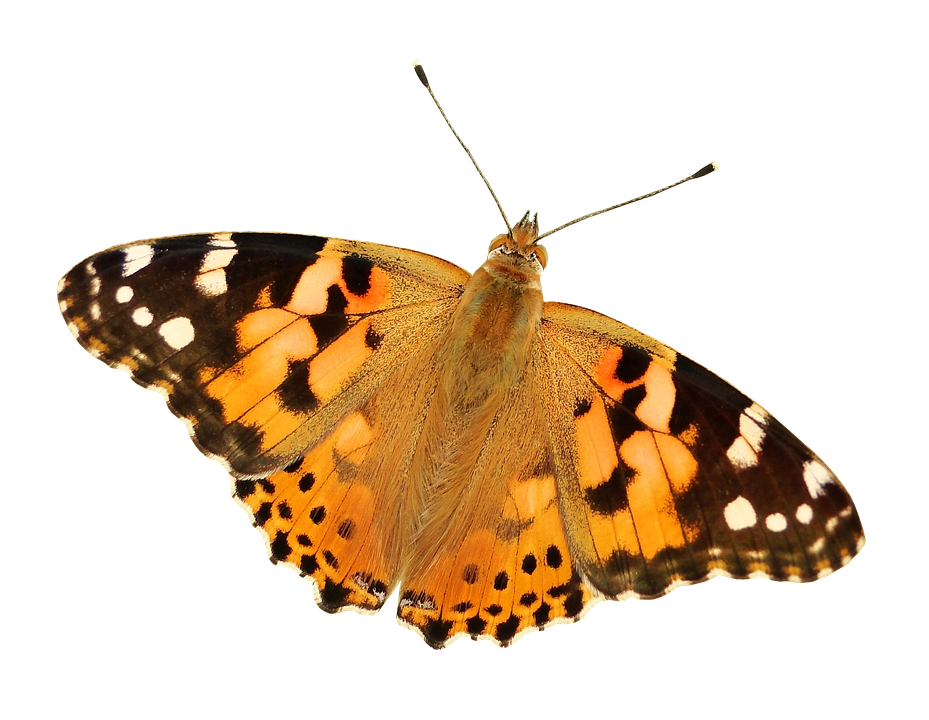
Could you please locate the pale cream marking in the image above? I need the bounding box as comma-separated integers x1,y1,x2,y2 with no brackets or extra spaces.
739,409,766,452
67,321,80,338
746,549,768,560
802,458,835,498
816,567,834,579
839,505,854,518
200,247,237,272
159,317,195,350
708,547,723,558
84,262,97,276
809,537,826,553
825,516,840,533
796,503,814,524
747,569,770,579
195,268,228,296
209,232,235,246
90,276,102,296
132,307,154,327
59,299,68,312
115,286,134,303
286,258,344,316
634,363,676,432
57,276,66,294
122,245,154,276
765,513,788,532
724,496,757,531
89,302,101,320
856,536,866,552
727,436,758,469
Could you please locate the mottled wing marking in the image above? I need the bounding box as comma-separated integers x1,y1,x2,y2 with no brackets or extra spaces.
58,232,469,477
540,302,864,600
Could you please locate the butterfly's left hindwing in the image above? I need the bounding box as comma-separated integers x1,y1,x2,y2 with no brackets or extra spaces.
540,302,864,600
58,232,469,477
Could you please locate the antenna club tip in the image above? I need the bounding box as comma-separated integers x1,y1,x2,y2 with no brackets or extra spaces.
692,162,719,179
410,58,429,88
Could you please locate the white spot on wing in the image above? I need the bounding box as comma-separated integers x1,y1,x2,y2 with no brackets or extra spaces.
195,269,228,296
726,402,769,469
727,436,758,469
90,276,102,296
57,277,66,294
210,232,235,247
67,321,80,339
796,503,813,524
159,317,195,350
200,247,237,272
85,262,97,276
765,513,787,532
803,459,835,498
116,286,134,303
132,307,154,326
739,406,766,451
59,299,68,312
122,245,154,276
89,302,101,320
724,496,757,530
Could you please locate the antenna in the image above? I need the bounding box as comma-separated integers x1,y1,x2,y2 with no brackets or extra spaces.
410,58,723,245
414,62,512,237
535,160,723,244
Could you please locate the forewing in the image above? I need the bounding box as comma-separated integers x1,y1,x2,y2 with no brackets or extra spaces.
539,301,864,599
58,232,469,477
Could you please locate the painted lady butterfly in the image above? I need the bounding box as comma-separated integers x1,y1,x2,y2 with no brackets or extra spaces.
57,64,864,648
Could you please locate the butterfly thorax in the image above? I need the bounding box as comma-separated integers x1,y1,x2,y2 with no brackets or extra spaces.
402,249,544,577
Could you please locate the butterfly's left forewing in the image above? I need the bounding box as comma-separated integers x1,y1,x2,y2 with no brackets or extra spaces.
539,302,864,600
58,232,469,476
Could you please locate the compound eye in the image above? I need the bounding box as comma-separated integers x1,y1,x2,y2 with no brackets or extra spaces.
531,244,548,269
487,234,509,253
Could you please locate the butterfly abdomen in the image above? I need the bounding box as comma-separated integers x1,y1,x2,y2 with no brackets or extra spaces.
403,256,544,577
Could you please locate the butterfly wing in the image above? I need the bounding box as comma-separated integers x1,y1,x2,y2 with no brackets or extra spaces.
539,301,865,599
58,232,468,476
59,232,470,612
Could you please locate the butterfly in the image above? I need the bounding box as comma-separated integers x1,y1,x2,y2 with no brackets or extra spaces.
57,65,864,649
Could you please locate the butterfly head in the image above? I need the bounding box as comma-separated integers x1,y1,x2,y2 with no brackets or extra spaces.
486,211,548,275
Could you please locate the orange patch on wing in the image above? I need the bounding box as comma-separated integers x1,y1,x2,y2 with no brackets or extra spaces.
575,395,618,490
621,430,690,559
285,259,392,317
308,319,376,403
206,318,318,422
593,347,626,401
237,308,307,352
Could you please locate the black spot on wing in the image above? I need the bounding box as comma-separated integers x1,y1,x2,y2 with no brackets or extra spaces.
585,464,630,515
573,397,592,417
298,472,316,492
521,554,537,574
466,616,488,635
545,545,563,569
365,325,383,350
318,580,352,612
493,571,509,590
533,602,552,626
620,384,647,412
495,616,521,645
299,554,318,575
422,619,454,648
308,285,350,348
277,359,319,412
270,531,292,562
342,254,375,296
614,348,651,383
605,400,645,446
